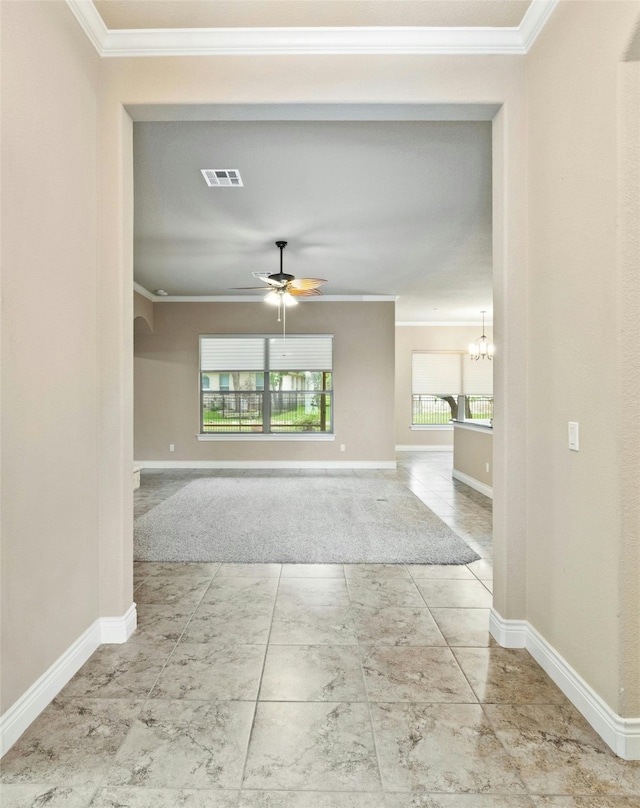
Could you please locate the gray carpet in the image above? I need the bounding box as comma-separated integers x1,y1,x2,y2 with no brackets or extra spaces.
134,476,480,565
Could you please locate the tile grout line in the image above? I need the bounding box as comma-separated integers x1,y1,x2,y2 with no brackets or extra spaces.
237,563,284,794
85,566,222,798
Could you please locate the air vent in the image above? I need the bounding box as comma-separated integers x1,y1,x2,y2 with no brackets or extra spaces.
201,169,243,187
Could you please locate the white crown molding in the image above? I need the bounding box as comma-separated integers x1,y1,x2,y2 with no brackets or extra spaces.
67,0,559,58
396,321,493,327
132,287,396,304
66,0,109,53
133,282,156,301
519,0,560,51
490,609,640,761
0,606,136,757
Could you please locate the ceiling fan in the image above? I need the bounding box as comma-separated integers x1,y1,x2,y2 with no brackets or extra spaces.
232,241,327,311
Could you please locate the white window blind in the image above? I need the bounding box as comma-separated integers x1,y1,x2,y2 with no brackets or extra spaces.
412,353,461,395
200,337,264,371
269,337,333,371
462,356,493,395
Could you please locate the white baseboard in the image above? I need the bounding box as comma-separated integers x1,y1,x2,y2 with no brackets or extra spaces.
395,445,453,452
100,603,138,644
452,468,493,499
0,604,137,758
490,608,640,760
137,459,397,469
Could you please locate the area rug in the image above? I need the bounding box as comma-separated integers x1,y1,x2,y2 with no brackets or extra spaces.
134,476,480,565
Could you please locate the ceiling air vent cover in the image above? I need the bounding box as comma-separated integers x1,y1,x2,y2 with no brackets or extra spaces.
201,169,243,187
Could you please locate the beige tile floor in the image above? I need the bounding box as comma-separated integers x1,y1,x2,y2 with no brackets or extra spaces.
2,452,639,807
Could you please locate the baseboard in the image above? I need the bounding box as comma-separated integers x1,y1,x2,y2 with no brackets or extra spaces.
100,603,138,644
137,460,397,469
490,608,640,760
452,468,493,499
0,604,137,758
489,609,528,648
395,445,453,452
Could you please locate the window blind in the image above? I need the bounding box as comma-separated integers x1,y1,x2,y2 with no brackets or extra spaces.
462,356,493,395
269,337,333,371
200,337,265,371
411,353,461,395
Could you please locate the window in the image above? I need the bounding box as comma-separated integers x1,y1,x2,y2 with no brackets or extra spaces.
411,352,493,426
200,335,333,434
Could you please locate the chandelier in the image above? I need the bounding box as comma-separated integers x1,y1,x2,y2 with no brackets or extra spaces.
469,311,494,360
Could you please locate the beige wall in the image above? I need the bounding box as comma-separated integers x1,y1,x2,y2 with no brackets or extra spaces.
0,1,102,712
134,290,154,333
395,325,493,448
3,0,638,753
526,1,640,715
453,426,493,489
134,302,396,463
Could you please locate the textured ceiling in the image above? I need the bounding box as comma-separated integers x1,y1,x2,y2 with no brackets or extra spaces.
95,0,531,30
133,119,493,323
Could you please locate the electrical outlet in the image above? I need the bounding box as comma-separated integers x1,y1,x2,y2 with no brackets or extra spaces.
340,444,346,452
169,444,175,452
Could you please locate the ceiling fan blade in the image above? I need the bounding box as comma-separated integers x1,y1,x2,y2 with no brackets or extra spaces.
229,286,271,290
288,278,327,290
263,276,286,287
288,287,323,297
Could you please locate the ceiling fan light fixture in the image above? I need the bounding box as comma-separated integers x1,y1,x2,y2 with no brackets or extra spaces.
265,290,281,305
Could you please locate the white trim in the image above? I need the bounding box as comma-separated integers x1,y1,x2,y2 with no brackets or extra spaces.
137,459,396,469
519,0,560,51
154,294,396,303
396,321,494,327
99,603,137,644
490,609,640,761
131,286,395,304
489,609,528,648
133,282,155,301
0,605,137,757
67,0,559,58
197,433,335,442
396,445,452,452
452,420,493,432
65,0,108,53
452,468,493,499
410,424,454,431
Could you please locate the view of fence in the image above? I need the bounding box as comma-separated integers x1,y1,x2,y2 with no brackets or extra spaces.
411,395,493,425
202,392,263,432
202,391,332,432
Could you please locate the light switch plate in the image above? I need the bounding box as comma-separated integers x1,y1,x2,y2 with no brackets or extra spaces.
568,422,579,451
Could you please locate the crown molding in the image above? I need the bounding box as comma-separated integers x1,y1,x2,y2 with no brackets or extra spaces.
133,285,396,304
133,282,156,301
396,320,493,327
66,0,559,58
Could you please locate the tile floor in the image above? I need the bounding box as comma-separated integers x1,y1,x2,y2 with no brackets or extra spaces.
2,452,639,807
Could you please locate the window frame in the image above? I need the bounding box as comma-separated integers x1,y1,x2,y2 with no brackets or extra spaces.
410,350,493,429
198,334,334,438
